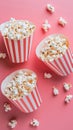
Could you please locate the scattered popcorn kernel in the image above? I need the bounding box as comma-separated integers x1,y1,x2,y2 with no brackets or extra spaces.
4,103,12,112
8,119,17,128
53,87,59,96
30,119,39,127
42,20,51,32
65,95,73,103
44,72,52,79
46,4,55,13
0,53,6,59
63,83,72,91
58,17,67,27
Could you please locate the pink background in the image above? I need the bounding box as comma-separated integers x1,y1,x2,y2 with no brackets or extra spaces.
0,0,73,130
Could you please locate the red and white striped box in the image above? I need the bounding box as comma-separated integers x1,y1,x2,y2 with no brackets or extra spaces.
36,34,73,76
10,86,42,113
3,34,33,63
1,69,42,113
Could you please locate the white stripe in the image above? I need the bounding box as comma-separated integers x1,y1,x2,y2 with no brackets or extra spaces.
29,34,33,55
25,37,28,61
23,96,33,112
20,39,24,62
61,56,70,74
36,87,42,103
14,40,19,63
32,88,40,106
8,39,15,62
17,100,28,113
64,52,73,72
56,59,67,76
28,94,37,109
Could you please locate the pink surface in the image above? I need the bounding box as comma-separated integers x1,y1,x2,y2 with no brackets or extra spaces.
0,0,73,130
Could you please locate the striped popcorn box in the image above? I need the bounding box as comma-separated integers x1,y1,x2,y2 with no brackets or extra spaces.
36,34,73,76
0,18,35,63
1,69,42,113
3,35,33,63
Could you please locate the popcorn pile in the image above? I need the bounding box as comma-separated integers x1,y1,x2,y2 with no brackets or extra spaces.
4,70,37,100
30,119,40,127
4,103,12,112
0,18,35,40
8,119,17,128
40,34,68,62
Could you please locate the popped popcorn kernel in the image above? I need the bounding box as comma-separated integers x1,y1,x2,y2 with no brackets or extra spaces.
0,53,6,59
4,103,12,112
44,72,52,79
42,20,51,32
8,119,17,128
46,4,55,13
63,83,72,91
53,87,59,96
65,94,73,103
30,119,39,127
58,17,67,27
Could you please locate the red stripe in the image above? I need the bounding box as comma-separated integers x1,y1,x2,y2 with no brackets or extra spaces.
5,38,12,61
58,56,68,75
17,40,21,62
23,39,26,61
67,49,73,69
11,40,16,62
20,98,30,112
26,95,35,111
63,52,71,73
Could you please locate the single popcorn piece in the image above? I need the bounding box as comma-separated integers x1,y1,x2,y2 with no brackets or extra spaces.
42,20,51,32
0,53,6,59
8,119,17,128
44,72,52,79
46,4,55,13
58,17,67,27
4,103,12,112
53,87,59,96
63,83,72,91
30,119,39,127
65,94,73,103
